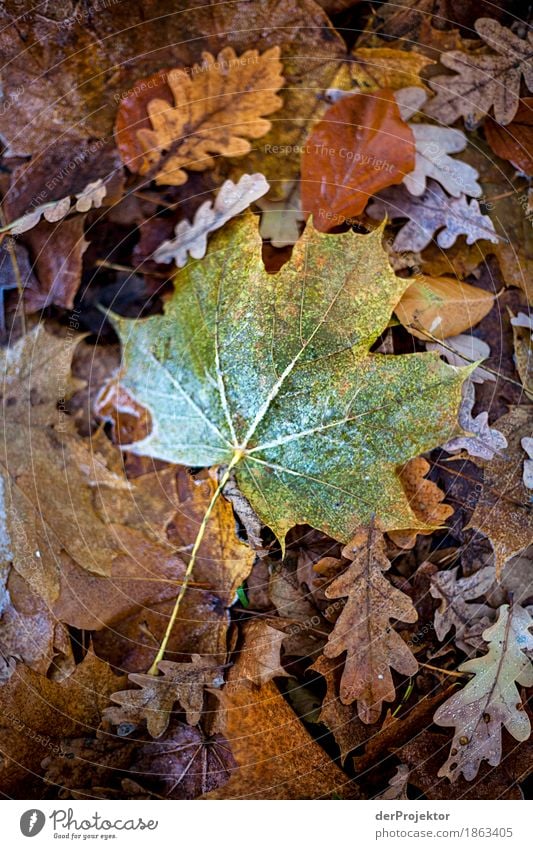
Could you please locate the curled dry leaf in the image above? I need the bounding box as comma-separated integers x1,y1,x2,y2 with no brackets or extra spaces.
485,98,533,177
301,88,415,231
116,47,284,185
323,526,418,723
2,178,109,236
467,406,533,576
238,620,289,686
395,87,482,198
395,275,494,341
114,215,468,547
441,378,507,461
377,764,410,800
434,604,533,782
388,457,453,549
367,180,499,252
153,174,269,265
104,656,224,738
424,18,533,127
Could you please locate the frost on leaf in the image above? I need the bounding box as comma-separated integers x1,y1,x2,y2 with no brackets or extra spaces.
424,18,533,127
394,87,481,198
323,526,418,723
441,379,507,460
367,181,499,252
118,47,284,186
153,174,269,266
434,604,533,782
113,214,468,547
430,565,495,654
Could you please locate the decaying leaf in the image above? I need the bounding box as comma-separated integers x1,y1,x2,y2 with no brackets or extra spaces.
309,654,369,764
388,457,453,549
116,47,283,185
441,378,507,460
395,275,494,341
395,87,482,198
485,98,533,176
424,19,533,127
239,620,289,686
104,656,224,738
426,334,495,384
1,178,110,236
323,526,418,723
301,89,415,231
434,604,533,781
367,181,499,252
510,311,533,400
153,174,269,265
0,326,178,604
114,214,468,546
377,764,410,799
430,565,495,652
351,48,433,92
467,407,533,575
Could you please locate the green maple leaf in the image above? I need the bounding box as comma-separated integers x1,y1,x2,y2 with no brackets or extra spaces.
113,215,466,546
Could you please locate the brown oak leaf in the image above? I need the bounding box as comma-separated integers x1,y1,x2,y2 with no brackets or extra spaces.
389,457,454,549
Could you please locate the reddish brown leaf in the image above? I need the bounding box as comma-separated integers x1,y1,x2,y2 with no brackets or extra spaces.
485,98,533,177
301,88,415,232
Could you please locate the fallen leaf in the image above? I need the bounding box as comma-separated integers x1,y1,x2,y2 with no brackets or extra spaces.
238,620,289,686
510,310,533,400
257,184,306,248
441,378,508,460
351,48,433,91
0,649,126,796
434,603,533,781
377,764,410,799
309,654,369,764
467,406,533,575
105,657,223,737
485,98,533,176
301,89,415,231
430,564,495,651
424,18,533,127
114,214,468,547
388,457,453,549
522,438,533,490
395,275,494,341
323,526,418,723
153,174,269,265
23,217,88,311
0,326,178,604
426,334,495,383
367,180,499,252
116,48,283,185
203,663,360,799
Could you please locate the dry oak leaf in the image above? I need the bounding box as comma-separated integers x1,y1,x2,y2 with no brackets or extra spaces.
441,378,508,461
467,406,533,576
0,326,178,605
104,656,224,738
117,47,283,186
113,214,468,548
430,565,495,653
377,764,410,800
323,526,418,724
510,310,533,401
485,98,533,176
153,173,269,265
388,457,453,550
394,87,482,198
424,18,533,127
301,88,415,232
367,180,499,252
395,275,494,342
238,620,289,686
434,603,533,782
350,48,433,92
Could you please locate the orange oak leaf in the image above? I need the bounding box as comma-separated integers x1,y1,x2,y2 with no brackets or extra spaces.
115,47,284,185
301,88,415,232
389,457,453,549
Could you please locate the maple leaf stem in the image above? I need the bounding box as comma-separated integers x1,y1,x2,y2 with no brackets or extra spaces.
147,450,244,675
